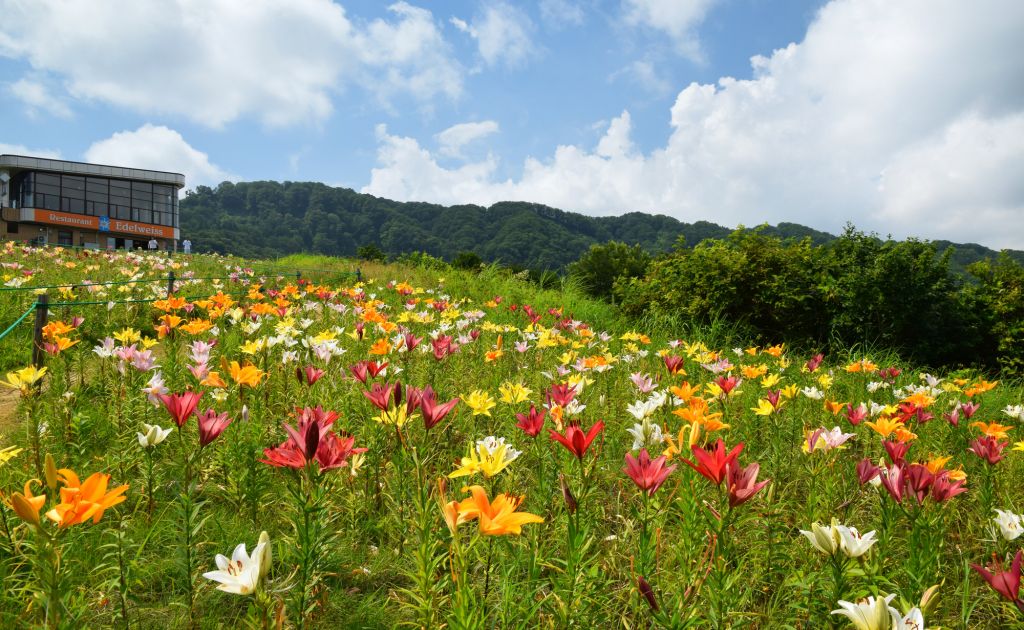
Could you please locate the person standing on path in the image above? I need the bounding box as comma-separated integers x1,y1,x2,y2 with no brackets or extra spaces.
183,238,192,254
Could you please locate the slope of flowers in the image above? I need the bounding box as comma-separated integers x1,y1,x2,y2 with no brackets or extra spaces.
0,242,1023,628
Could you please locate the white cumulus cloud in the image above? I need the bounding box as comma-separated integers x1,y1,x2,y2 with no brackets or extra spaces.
435,121,500,157
363,0,1024,249
84,125,235,191
0,0,462,128
8,78,73,119
451,2,537,68
0,143,61,159
623,0,719,61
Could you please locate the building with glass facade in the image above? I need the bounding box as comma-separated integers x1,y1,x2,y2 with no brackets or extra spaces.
0,155,185,250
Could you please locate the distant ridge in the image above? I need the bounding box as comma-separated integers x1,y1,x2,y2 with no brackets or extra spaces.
181,180,1023,272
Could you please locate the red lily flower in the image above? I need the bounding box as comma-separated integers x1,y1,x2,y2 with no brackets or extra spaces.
931,470,967,502
432,335,453,361
349,361,369,384
844,403,868,426
403,332,423,352
726,461,769,507
366,360,388,378
883,440,909,464
880,463,906,503
969,435,1008,465
420,389,459,430
546,383,577,408
196,409,232,447
971,550,1023,611
623,449,677,496
663,354,684,375
159,391,202,427
549,420,604,460
515,405,546,438
804,353,824,372
714,375,741,396
682,439,743,486
856,458,880,485
296,365,325,386
905,463,934,504
363,382,399,411
959,401,981,419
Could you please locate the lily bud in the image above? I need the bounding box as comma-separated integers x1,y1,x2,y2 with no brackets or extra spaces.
559,473,577,514
44,453,58,491
11,493,41,527
257,531,272,579
637,576,659,612
919,584,940,617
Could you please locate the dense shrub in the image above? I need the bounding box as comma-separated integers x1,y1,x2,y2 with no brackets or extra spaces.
567,241,651,300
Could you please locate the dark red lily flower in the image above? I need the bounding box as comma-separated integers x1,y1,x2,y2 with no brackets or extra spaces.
159,391,202,427
403,332,423,352
315,433,366,472
623,449,677,496
405,385,425,416
294,405,340,430
943,407,961,427
354,321,365,340
765,389,782,410
559,473,577,514
196,409,233,447
515,405,546,438
663,354,684,375
804,353,824,372
725,461,769,507
878,366,901,382
898,403,933,424
432,335,453,361
549,420,605,460
971,550,1023,610
714,375,741,396
363,382,399,411
931,470,967,502
296,365,325,386
366,361,388,378
682,439,743,486
856,458,881,485
883,440,910,464
420,390,459,430
844,403,868,426
262,428,364,473
546,383,577,408
905,463,934,504
969,435,1008,465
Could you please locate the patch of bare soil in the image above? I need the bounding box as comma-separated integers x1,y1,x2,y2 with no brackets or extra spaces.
0,389,20,438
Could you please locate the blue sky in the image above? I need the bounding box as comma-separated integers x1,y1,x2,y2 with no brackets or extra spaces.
1,1,1022,249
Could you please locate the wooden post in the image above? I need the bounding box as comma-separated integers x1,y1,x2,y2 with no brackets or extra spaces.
356,268,362,283
31,294,49,369
167,271,175,297
296,270,301,284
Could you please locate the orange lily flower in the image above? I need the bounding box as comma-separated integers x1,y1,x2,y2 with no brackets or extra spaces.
369,338,392,355
670,381,701,401
181,319,214,335
964,380,999,397
456,486,544,536
741,364,767,379
46,469,128,528
865,416,902,439
201,371,227,389
971,421,1013,440
823,400,848,415
925,455,952,475
672,397,723,426
902,392,935,408
228,361,266,388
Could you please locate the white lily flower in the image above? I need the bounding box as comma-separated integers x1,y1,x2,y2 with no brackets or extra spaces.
835,524,878,558
889,606,925,630
626,418,663,451
137,423,173,448
831,594,897,630
1003,404,1024,421
202,537,270,595
801,386,824,400
994,509,1024,541
800,520,841,555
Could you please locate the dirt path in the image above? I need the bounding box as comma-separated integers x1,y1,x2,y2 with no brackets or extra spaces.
0,389,21,440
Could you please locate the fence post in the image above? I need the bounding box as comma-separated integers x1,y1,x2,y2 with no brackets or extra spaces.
31,294,49,369
167,271,175,297
295,271,301,285
356,268,362,283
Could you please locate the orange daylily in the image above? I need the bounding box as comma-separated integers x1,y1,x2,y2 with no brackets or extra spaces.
925,455,952,475
455,486,544,536
893,426,918,443
369,338,392,355
42,320,75,340
741,364,767,379
902,392,935,409
763,344,785,358
971,421,1013,440
46,469,128,528
672,397,723,426
201,371,227,389
670,381,701,401
845,359,878,373
153,296,188,312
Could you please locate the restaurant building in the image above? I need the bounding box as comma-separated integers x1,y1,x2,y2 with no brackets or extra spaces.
0,155,185,250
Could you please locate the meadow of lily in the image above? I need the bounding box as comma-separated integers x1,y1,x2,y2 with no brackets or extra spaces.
0,242,1022,627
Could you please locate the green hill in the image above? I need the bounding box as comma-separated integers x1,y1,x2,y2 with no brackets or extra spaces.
180,180,1021,271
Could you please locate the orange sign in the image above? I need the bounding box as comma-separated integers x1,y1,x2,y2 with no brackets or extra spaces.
31,209,175,239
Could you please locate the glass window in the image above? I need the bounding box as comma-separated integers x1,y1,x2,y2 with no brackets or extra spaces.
58,230,73,246
86,190,109,203
36,173,60,186
138,209,152,223
61,197,85,213
37,182,60,197
86,177,108,192
62,175,85,191
6,221,18,234
42,194,59,210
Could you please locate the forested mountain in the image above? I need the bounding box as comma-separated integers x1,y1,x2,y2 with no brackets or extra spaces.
180,180,1021,270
